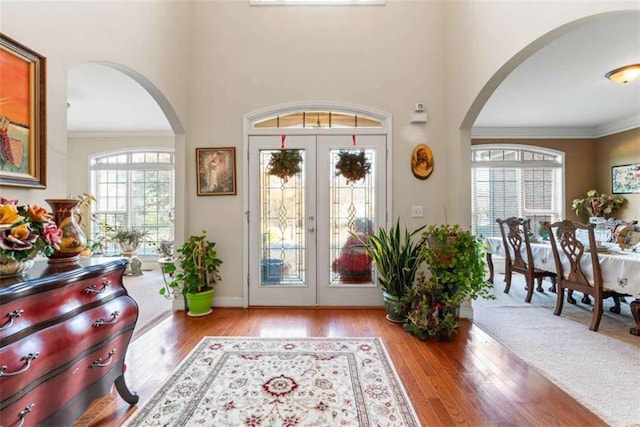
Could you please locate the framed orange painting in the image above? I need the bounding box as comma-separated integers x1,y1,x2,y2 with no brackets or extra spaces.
0,33,46,188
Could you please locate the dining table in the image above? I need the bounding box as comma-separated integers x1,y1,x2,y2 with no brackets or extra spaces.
484,236,640,336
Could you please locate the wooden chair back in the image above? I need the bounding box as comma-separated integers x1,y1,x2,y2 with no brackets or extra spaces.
496,217,535,275
544,220,602,291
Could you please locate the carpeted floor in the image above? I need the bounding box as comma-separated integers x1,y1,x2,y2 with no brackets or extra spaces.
473,273,640,427
122,337,420,427
122,269,173,341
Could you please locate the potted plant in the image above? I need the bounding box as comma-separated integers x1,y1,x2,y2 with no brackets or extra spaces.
404,224,493,341
266,149,303,182
571,189,626,220
110,226,150,254
335,150,371,184
351,218,426,322
160,230,222,317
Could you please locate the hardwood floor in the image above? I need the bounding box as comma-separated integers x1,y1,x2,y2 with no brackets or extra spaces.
78,308,607,426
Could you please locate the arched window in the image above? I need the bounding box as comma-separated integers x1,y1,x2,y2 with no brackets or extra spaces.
471,145,564,238
89,149,175,256
253,111,383,129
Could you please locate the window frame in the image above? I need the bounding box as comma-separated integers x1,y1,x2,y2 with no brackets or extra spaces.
89,148,175,258
471,144,565,238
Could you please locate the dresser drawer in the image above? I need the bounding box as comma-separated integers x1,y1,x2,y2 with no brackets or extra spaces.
0,296,137,404
0,330,133,427
0,269,126,343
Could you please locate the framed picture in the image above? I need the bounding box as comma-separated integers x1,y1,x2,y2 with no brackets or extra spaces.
612,163,640,194
196,147,237,196
411,144,434,180
0,33,47,188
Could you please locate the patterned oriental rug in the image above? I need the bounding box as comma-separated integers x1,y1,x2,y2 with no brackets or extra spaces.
124,337,420,426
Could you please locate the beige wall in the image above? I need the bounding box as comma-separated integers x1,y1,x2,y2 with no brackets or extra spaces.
595,128,640,222
472,138,597,222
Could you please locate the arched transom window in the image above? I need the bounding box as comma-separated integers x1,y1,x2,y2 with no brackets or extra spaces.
253,111,382,129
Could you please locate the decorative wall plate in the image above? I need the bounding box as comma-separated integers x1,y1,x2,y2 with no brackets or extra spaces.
411,144,433,180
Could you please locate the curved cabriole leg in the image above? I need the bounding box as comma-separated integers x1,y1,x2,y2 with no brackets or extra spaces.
590,296,603,332
536,277,544,293
548,276,557,293
554,287,564,316
115,375,139,404
609,295,621,314
567,290,577,305
504,267,512,294
630,299,640,336
525,276,534,303
581,294,591,305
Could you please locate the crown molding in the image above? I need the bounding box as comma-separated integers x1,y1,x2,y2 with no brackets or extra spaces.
68,131,175,139
593,114,640,138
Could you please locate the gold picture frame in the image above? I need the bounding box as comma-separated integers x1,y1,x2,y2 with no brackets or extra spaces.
411,144,433,180
0,33,47,188
196,147,237,196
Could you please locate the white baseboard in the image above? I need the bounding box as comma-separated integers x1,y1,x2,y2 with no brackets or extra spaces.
171,296,244,311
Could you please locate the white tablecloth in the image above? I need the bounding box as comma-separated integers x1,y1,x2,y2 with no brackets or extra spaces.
485,237,640,298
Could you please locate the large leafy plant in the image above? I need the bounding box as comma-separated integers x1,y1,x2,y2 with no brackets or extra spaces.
351,218,426,298
404,224,493,341
160,230,222,296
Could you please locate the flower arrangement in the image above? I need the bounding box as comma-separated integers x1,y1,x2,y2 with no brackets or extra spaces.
571,189,626,218
266,150,303,182
335,150,371,185
0,198,62,261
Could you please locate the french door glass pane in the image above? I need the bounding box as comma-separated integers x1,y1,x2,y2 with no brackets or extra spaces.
260,149,306,286
329,149,375,286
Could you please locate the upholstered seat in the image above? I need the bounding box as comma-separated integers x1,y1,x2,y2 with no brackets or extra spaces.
496,217,557,303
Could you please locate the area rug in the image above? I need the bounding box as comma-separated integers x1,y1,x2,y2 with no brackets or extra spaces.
123,337,420,426
473,274,640,427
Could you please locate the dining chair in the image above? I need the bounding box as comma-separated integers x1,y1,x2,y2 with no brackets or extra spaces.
543,220,624,331
496,217,557,303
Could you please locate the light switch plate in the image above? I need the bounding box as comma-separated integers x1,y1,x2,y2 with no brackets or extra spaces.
411,205,424,218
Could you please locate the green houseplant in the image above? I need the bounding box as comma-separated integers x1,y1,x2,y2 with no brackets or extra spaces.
352,218,426,322
160,230,222,317
110,226,150,254
404,224,493,341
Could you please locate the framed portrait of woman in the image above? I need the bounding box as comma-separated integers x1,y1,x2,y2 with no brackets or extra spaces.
411,144,433,180
196,147,237,196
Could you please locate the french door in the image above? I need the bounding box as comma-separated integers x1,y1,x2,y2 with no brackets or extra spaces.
248,134,386,306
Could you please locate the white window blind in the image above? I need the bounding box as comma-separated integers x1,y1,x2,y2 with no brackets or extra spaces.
471,145,564,238
90,149,175,256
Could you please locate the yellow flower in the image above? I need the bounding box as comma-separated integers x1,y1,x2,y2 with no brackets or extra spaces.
0,204,24,230
10,223,31,241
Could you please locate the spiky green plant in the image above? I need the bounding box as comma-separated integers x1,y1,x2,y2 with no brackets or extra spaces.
350,218,426,298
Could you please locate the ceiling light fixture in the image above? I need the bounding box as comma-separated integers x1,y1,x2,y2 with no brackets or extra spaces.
605,64,640,84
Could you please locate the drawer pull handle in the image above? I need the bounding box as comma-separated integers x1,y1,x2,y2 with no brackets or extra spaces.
90,349,116,368
93,311,121,327
17,403,35,427
84,280,111,294
0,352,39,377
0,309,24,331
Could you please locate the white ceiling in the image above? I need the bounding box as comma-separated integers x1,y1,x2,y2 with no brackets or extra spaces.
66,11,640,137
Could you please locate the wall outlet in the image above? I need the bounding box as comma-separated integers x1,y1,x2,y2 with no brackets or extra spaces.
411,205,424,218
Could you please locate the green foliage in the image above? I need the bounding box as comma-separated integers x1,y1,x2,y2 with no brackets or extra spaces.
335,150,371,185
351,218,426,298
266,150,303,182
159,230,223,296
404,224,493,341
110,226,150,248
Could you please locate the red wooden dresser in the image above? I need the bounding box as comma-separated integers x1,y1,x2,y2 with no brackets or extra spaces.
0,258,138,426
